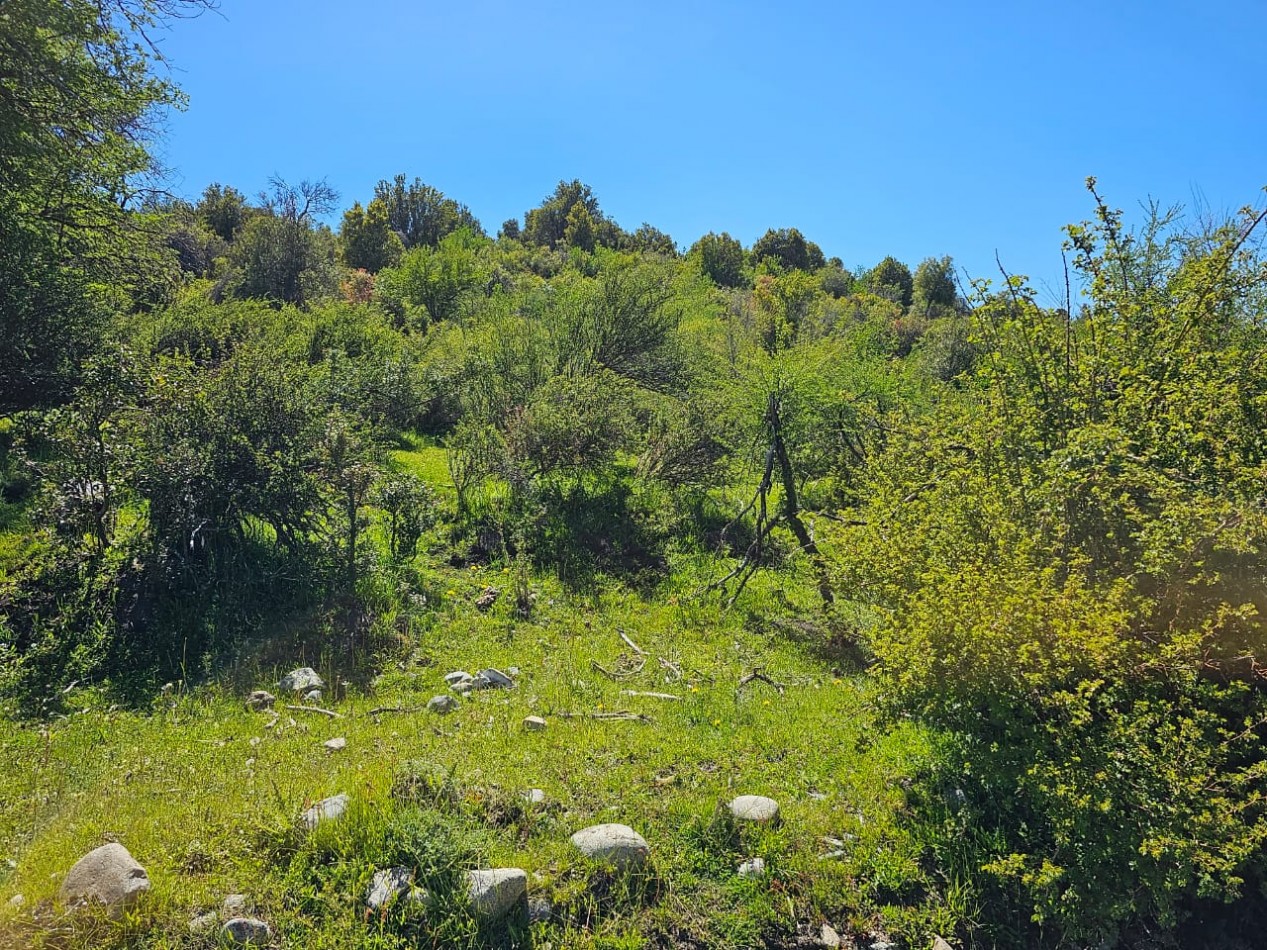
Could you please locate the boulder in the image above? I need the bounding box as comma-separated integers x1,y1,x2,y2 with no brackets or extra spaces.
819,922,842,948
523,715,547,731
366,867,413,911
323,737,346,752
427,694,459,715
737,857,766,878
221,917,271,945
478,668,514,688
444,670,473,685
279,667,324,693
569,823,649,869
300,793,349,830
245,690,275,712
522,788,546,804
729,794,780,823
932,938,954,950
59,843,150,912
466,868,527,920
303,689,322,703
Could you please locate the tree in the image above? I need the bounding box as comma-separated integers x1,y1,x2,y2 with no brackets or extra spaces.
866,255,914,307
372,174,483,248
375,228,490,327
689,232,747,288
522,180,602,248
751,228,826,272
340,198,404,273
499,218,521,241
196,183,250,243
563,203,597,253
225,178,340,306
912,255,958,313
628,223,677,257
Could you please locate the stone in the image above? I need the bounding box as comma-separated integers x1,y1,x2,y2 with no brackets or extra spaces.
188,911,217,933
303,689,323,703
466,868,527,920
59,842,150,912
932,939,954,950
475,586,500,611
867,933,896,950
223,893,247,915
819,922,842,948
507,666,521,676
478,667,514,688
279,667,324,693
245,690,275,712
569,823,650,869
221,917,271,945
366,867,413,911
737,857,766,878
405,887,431,906
523,715,547,731
323,737,346,752
427,694,458,715
528,895,552,923
729,794,780,823
300,793,349,830
8,893,25,910
522,788,546,804
444,671,473,685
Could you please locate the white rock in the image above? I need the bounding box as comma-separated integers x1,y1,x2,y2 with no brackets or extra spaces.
522,788,546,804
323,737,346,752
569,823,650,869
523,715,547,731
366,867,413,910
221,916,271,945
729,794,780,823
737,857,766,878
300,793,349,830
466,868,527,920
820,922,842,948
8,893,25,910
59,843,150,912
932,938,954,950
427,694,458,714
279,667,324,693
245,690,275,712
223,893,247,915
478,668,514,688
444,671,473,685
303,689,323,703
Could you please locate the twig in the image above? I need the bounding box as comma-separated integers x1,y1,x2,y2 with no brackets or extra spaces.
367,706,421,716
619,629,648,655
658,657,683,681
590,657,646,680
559,710,654,723
736,668,786,695
284,704,344,719
620,690,682,701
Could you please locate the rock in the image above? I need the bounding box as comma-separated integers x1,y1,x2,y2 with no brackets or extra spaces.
223,894,247,915
366,867,413,911
819,922,842,948
523,715,547,731
188,911,217,933
508,666,521,676
303,689,323,703
427,694,458,715
452,679,477,696
528,895,552,923
466,868,527,920
406,887,431,906
59,842,150,912
475,586,500,611
8,893,25,910
522,788,546,804
221,917,271,945
932,939,954,950
569,823,650,869
867,933,896,950
444,671,473,686
279,667,324,693
478,668,514,688
300,793,349,830
737,857,766,878
323,737,346,752
729,794,780,823
245,690,275,712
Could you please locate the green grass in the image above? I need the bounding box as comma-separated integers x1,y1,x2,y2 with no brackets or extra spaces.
0,557,954,949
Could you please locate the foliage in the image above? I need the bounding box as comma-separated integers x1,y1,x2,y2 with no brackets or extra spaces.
373,174,483,248
865,255,914,307
750,228,826,273
340,198,405,273
688,231,747,289
375,228,491,327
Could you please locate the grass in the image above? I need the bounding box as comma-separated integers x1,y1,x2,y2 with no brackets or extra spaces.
0,556,954,949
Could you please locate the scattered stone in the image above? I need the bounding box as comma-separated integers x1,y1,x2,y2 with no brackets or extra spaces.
819,922,842,948
366,867,413,911
467,868,527,920
522,788,546,804
406,887,431,906
729,794,780,823
820,850,848,861
245,690,275,712
188,911,217,933
474,586,500,611
223,894,247,915
508,666,521,676
59,842,150,912
528,895,552,923
303,689,323,703
478,668,514,688
427,694,459,715
523,715,547,731
248,737,261,747
300,793,349,830
221,916,271,945
570,823,650,869
323,737,347,752
444,671,473,685
8,893,25,910
932,938,954,950
737,857,766,878
867,933,896,950
279,667,324,693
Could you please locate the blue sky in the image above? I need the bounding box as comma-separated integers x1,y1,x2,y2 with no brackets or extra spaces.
156,0,1265,299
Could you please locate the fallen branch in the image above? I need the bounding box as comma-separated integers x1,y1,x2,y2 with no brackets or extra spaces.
618,629,648,656
590,657,646,680
620,690,682,701
559,710,654,723
658,656,683,681
737,668,786,695
366,706,422,716
284,704,344,719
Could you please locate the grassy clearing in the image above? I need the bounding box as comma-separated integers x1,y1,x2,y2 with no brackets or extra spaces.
0,557,950,949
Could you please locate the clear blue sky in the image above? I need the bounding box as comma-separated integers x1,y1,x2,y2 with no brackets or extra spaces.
155,0,1266,299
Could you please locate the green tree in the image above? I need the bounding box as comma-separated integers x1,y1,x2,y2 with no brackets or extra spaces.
865,255,914,307
563,203,597,253
689,231,747,288
375,228,490,327
372,174,483,248
226,178,339,306
522,180,602,248
751,228,826,272
912,254,958,314
340,197,404,273
196,183,251,243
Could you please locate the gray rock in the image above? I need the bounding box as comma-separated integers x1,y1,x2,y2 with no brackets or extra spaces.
223,893,247,915
188,911,218,933
279,667,324,693
245,690,275,712
8,893,25,910
427,694,458,715
522,788,546,804
300,792,349,830
221,916,271,945
932,938,954,950
528,895,552,923
867,933,896,950
406,887,431,906
466,868,527,920
569,823,650,869
59,842,150,912
323,737,347,752
478,668,514,688
366,867,413,911
729,794,780,823
523,715,547,731
820,922,842,948
737,857,766,878
444,671,473,685
507,666,521,677
303,689,323,703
